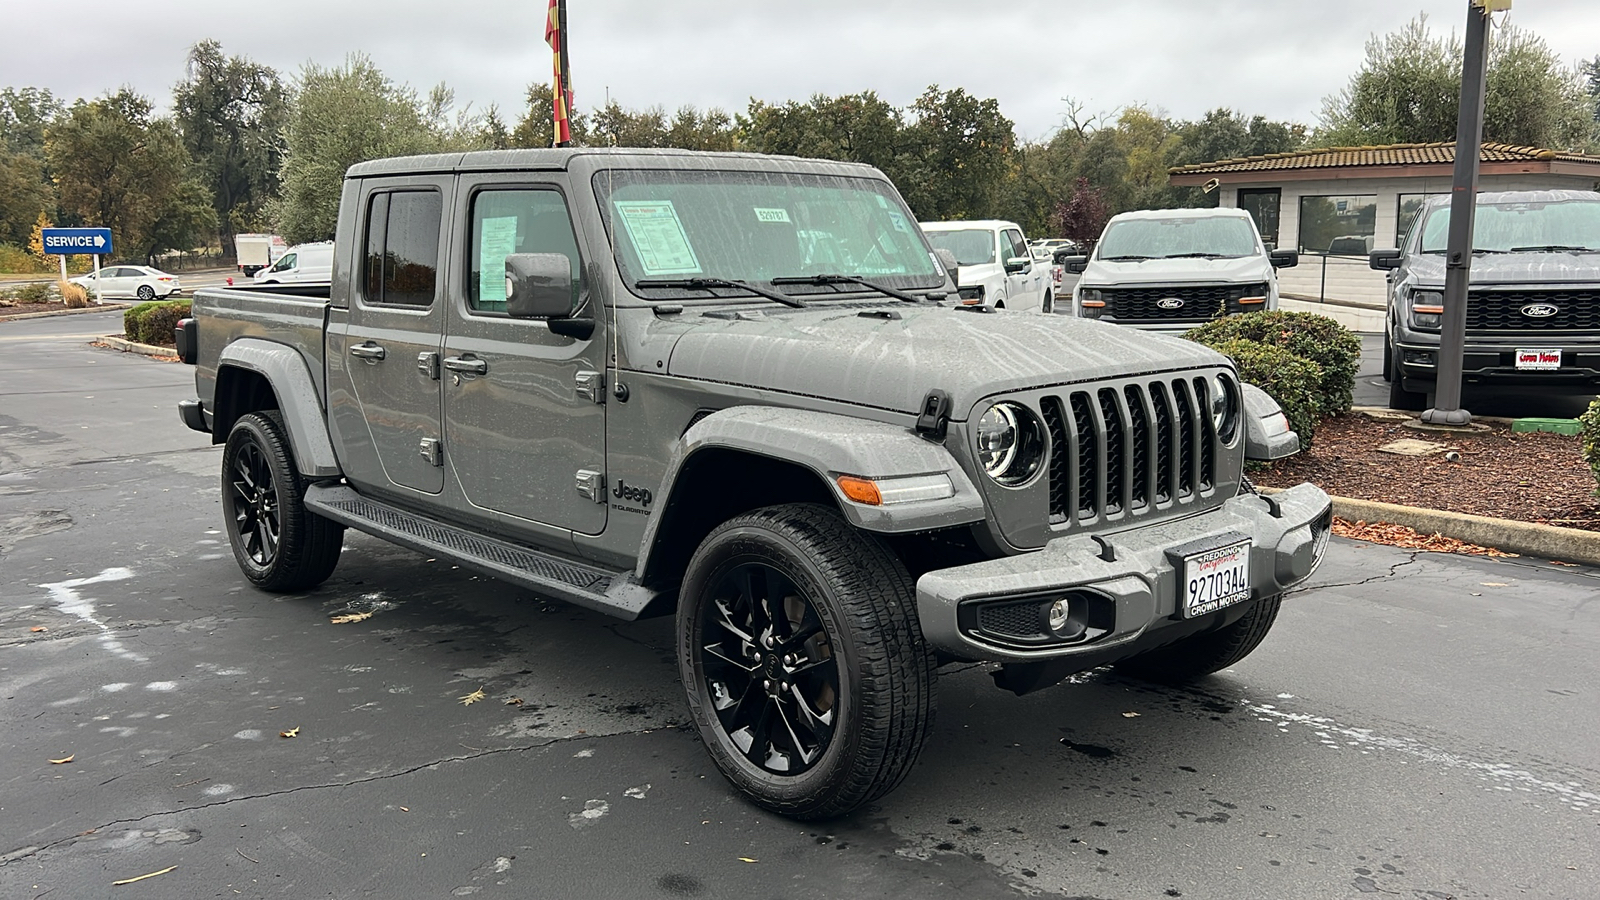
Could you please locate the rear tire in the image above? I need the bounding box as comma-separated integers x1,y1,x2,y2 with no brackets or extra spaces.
136,285,156,301
678,503,936,819
1113,594,1283,683
221,411,344,592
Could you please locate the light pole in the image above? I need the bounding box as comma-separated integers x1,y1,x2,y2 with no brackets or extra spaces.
1423,0,1509,426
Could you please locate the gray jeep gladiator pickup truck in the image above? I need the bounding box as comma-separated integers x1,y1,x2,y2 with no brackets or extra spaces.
175,148,1331,819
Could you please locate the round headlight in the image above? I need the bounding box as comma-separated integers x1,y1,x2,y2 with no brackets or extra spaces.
1210,373,1240,444
976,402,1045,486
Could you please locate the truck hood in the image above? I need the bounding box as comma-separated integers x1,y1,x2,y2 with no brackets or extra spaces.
1081,255,1270,287
1404,252,1600,286
664,304,1226,416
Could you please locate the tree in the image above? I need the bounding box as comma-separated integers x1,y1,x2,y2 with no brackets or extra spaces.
0,151,51,245
1172,108,1306,166
172,40,288,249
1050,178,1110,246
899,86,1016,220
1586,56,1600,124
276,55,462,242
1316,16,1594,151
0,86,63,158
47,89,209,262
511,82,588,147
741,92,905,174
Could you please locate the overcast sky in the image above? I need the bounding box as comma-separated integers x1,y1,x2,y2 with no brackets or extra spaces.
5,0,1597,141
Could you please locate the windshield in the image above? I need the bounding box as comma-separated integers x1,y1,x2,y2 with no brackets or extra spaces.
1417,198,1600,253
923,229,995,266
593,169,943,296
1096,216,1259,259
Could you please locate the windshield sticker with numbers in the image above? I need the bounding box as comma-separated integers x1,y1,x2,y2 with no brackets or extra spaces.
615,200,701,276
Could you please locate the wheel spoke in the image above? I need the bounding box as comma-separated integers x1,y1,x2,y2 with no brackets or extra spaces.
741,699,777,766
787,679,836,743
742,568,770,632
777,620,822,652
703,642,756,674
712,596,753,644
775,701,819,767
762,568,791,639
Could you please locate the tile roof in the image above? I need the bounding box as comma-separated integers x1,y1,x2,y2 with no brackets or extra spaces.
1168,142,1600,175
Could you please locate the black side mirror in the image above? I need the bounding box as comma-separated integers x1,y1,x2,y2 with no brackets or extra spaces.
1269,249,1299,269
1369,248,1403,271
505,253,575,319
1062,254,1089,275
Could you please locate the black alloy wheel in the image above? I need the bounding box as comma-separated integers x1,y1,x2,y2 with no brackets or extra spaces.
220,411,344,592
679,503,935,819
698,561,839,776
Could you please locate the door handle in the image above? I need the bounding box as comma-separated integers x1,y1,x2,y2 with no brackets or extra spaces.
442,355,488,376
349,342,386,361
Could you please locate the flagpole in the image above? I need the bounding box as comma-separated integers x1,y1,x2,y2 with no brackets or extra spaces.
557,0,571,148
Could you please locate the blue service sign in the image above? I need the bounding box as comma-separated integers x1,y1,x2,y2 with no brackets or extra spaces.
41,227,113,256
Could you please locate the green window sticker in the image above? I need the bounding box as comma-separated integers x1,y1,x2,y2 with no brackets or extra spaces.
615,200,701,276
477,215,518,305
754,207,791,224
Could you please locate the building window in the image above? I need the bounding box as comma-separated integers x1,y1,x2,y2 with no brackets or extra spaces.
1298,194,1377,255
1237,188,1281,248
1396,194,1441,248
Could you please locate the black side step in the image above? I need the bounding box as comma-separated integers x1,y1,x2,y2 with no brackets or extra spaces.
304,485,663,620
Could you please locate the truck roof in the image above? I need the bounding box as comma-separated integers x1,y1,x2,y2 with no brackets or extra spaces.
1420,188,1600,210
1106,207,1253,222
346,147,884,179
919,220,1024,232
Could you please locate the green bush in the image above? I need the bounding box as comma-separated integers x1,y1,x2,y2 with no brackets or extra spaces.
1208,338,1323,449
1185,311,1361,415
123,301,160,338
1582,398,1600,494
137,301,190,346
9,282,52,304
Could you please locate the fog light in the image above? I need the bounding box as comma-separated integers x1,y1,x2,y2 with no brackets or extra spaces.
1402,349,1436,367
1046,599,1071,632
1041,596,1088,640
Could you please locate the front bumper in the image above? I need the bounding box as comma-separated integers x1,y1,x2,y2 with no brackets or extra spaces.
916,482,1331,662
1396,337,1600,389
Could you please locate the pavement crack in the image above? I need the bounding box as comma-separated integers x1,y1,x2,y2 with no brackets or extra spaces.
1294,550,1422,595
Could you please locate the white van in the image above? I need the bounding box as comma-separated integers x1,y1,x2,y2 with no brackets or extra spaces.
920,220,1051,312
253,241,334,285
1064,208,1298,331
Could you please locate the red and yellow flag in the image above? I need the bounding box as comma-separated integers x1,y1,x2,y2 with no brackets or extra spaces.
545,0,572,146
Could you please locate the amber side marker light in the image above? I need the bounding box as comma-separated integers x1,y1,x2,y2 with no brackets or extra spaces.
835,473,956,506
1238,296,1267,305
1413,304,1444,314
1080,299,1106,308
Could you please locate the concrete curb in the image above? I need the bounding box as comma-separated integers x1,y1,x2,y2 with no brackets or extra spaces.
1262,487,1600,567
0,303,131,322
97,334,178,359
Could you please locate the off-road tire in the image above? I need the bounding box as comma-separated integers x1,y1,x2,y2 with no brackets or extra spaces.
1113,594,1283,683
136,285,156,301
221,411,344,592
678,503,936,819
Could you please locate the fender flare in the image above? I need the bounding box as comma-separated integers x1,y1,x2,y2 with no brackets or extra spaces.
636,406,987,578
218,339,342,478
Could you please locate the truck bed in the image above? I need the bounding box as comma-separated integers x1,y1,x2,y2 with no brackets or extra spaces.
191,285,332,416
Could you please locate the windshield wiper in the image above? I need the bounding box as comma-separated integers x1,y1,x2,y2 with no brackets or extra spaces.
634,277,807,308
1161,252,1231,259
1099,255,1153,262
1509,245,1600,253
770,273,921,303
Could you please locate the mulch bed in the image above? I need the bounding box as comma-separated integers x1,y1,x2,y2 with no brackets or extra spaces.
0,301,76,316
1252,412,1600,532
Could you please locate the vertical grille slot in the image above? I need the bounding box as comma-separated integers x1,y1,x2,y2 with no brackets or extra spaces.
1041,396,1071,525
1097,389,1124,516
1191,377,1216,491
1124,385,1151,510
1150,383,1174,504
1172,380,1196,497
1070,393,1098,519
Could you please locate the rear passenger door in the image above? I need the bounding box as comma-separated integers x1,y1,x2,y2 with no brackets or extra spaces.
326,179,452,499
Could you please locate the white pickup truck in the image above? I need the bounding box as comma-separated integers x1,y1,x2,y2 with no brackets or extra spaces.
921,219,1052,312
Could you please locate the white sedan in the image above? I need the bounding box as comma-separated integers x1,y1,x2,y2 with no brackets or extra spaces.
70,265,182,301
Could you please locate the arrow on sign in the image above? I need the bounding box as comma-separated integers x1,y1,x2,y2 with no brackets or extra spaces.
95,234,105,248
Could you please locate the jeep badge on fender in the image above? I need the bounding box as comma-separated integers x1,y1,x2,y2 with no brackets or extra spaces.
613,479,653,506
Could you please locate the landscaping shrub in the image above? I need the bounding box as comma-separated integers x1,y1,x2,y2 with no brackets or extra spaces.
1207,338,1323,449
12,282,52,304
1582,397,1600,494
137,301,190,346
58,281,91,308
1185,311,1361,415
123,301,160,338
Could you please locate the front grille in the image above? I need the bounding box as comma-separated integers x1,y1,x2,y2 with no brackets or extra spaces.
1041,376,1217,529
1103,283,1266,322
1464,290,1600,332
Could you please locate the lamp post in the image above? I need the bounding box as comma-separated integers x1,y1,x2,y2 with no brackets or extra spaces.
1423,0,1509,426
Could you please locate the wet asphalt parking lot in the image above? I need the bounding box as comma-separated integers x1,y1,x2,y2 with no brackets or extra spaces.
2,310,1597,899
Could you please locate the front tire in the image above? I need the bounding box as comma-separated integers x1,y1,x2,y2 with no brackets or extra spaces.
678,503,936,819
1113,594,1282,683
1041,291,1054,314
221,411,344,592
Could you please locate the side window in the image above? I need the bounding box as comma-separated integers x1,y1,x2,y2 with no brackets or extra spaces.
362,189,442,307
275,253,296,271
1005,230,1028,261
468,188,583,314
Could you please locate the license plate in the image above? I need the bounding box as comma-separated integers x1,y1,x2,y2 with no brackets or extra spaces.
1182,541,1251,618
1515,348,1561,370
